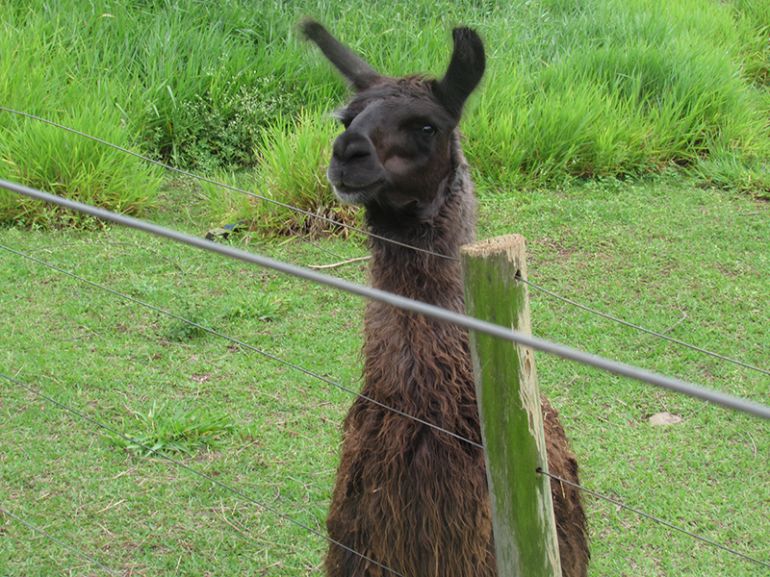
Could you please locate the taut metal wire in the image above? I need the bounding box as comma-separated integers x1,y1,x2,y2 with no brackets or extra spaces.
2,178,768,420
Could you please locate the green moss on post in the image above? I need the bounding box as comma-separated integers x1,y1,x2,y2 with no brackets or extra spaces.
461,234,562,577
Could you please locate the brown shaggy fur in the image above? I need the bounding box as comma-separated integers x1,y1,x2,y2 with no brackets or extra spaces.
325,139,588,577
301,20,589,577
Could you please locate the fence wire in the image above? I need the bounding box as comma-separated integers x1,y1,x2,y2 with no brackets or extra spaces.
0,503,122,577
2,106,766,379
537,469,770,571
2,178,768,420
0,371,406,577
519,277,770,377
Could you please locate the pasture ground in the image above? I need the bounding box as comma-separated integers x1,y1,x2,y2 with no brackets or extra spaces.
1,176,768,576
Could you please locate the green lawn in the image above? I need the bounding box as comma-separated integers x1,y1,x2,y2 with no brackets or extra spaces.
1,0,769,574
1,176,768,576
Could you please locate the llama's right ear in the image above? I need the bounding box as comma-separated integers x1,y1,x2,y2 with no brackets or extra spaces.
300,19,382,92
434,27,486,119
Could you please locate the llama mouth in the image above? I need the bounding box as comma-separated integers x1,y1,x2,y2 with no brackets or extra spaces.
331,184,378,206
328,173,385,206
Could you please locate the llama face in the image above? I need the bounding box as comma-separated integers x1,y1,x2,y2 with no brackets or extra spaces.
326,80,457,213
302,21,485,219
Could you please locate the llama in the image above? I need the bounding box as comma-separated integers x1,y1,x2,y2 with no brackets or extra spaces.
302,20,589,577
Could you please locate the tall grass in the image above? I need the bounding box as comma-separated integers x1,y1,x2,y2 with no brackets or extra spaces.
0,110,163,227
201,110,357,233
464,0,769,190
1,0,767,227
0,7,161,225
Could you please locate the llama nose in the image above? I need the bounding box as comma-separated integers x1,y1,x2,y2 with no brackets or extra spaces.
333,133,373,162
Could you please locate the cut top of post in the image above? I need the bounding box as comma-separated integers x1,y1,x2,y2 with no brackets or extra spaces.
462,233,529,276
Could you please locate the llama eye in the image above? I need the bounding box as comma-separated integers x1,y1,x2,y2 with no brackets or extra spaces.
421,124,436,135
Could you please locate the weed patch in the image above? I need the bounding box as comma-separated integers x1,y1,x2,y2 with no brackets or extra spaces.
110,402,235,456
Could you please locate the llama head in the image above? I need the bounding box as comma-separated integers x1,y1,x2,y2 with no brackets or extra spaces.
301,20,485,221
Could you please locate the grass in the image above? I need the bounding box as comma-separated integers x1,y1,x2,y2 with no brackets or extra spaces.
1,0,768,227
0,109,163,227
0,1,768,575
110,402,236,457
1,175,768,576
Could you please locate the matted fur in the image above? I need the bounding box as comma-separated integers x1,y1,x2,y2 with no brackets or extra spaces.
325,139,589,577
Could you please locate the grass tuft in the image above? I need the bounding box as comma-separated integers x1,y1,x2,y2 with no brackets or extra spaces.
111,402,235,457
200,110,359,235
221,292,284,322
0,109,162,227
161,304,211,342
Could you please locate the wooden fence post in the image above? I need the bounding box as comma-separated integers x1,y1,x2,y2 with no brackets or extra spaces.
461,234,562,577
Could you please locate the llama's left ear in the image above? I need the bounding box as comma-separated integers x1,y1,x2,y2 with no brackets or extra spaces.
434,27,486,119
300,19,382,91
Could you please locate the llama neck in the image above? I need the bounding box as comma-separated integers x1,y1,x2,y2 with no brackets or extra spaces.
365,139,476,311
366,221,467,311
358,141,479,425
